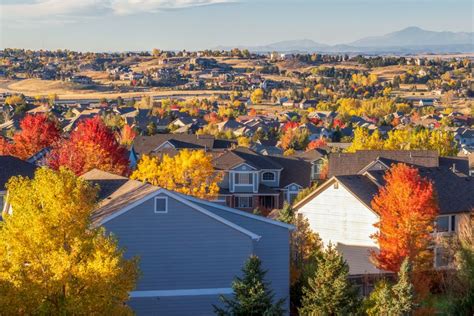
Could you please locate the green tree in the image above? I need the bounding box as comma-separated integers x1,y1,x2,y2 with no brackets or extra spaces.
299,244,360,315
214,255,285,316
363,258,414,316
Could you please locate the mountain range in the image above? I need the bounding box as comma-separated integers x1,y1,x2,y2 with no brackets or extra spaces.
215,27,474,54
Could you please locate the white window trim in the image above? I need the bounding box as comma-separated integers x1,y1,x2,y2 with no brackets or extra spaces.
435,215,456,234
154,196,168,214
233,171,256,186
235,195,254,208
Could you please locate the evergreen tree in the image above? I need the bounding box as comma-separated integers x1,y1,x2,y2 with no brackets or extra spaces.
299,244,360,315
392,259,415,315
363,258,414,316
214,255,285,316
277,202,294,224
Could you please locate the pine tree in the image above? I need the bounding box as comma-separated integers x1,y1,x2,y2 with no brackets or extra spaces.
392,259,415,315
299,244,360,315
363,280,395,316
214,255,285,316
277,202,294,224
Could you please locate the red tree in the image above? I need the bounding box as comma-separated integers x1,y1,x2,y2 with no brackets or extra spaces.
306,138,327,151
12,114,60,159
371,163,439,272
48,116,129,176
0,136,13,155
119,124,137,146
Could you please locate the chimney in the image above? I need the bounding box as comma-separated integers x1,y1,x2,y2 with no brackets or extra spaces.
452,163,456,173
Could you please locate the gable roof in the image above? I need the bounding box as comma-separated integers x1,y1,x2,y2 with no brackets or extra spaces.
81,169,262,240
0,156,37,191
213,147,283,171
133,134,234,155
328,150,439,177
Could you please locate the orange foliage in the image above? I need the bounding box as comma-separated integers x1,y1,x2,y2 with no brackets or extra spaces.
306,138,327,151
0,136,13,155
119,124,137,146
371,163,439,273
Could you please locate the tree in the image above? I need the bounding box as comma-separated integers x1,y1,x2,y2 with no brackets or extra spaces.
0,168,138,314
0,136,13,155
299,244,360,315
11,114,60,160
371,163,439,272
306,138,327,151
213,255,285,316
119,124,137,146
237,136,251,148
48,116,129,176
364,258,415,316
250,88,264,104
131,150,222,200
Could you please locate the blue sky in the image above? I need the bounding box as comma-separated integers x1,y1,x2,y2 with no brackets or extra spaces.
1,0,472,51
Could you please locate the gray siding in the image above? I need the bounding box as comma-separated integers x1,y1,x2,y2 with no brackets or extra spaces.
193,202,291,313
103,193,254,315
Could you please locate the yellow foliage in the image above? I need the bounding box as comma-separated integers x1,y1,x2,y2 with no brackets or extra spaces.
237,136,251,148
0,168,138,314
250,88,264,104
131,150,222,200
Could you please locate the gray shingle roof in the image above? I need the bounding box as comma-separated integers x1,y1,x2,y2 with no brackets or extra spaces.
0,156,37,191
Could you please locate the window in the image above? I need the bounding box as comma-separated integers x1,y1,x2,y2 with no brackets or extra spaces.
235,196,253,208
436,215,456,233
262,172,275,181
0,194,4,212
235,173,253,185
154,197,168,213
435,247,451,268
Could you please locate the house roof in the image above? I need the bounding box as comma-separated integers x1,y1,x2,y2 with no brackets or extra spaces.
133,134,235,155
81,169,263,239
328,150,439,177
268,155,312,188
213,147,283,171
0,156,37,191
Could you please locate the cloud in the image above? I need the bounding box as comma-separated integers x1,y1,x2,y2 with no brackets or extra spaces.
1,0,232,22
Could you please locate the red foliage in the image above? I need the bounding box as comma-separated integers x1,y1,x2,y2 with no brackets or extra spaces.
48,116,129,176
282,121,299,132
0,136,13,155
120,124,137,145
306,138,327,151
332,118,345,129
371,163,439,272
12,114,60,160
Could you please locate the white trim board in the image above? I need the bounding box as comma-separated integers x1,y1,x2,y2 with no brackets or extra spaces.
99,188,261,241
174,191,295,230
130,288,233,298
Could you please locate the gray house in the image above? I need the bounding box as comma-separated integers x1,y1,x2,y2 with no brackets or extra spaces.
82,169,293,315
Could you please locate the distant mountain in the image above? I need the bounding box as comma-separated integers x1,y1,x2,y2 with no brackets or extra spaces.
216,27,474,54
349,26,474,47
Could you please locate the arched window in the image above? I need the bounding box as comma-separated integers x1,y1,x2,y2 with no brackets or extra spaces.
262,172,275,181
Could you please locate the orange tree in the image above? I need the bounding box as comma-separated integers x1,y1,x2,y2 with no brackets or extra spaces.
371,163,439,272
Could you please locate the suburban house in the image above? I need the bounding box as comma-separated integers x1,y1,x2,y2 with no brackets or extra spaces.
294,150,473,290
454,127,474,147
82,169,294,315
0,156,37,213
212,147,311,211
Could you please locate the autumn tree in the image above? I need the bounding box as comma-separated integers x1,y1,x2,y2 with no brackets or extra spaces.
299,244,360,315
119,124,137,146
371,163,439,272
0,136,12,155
131,150,222,200
11,114,60,160
48,116,129,176
306,138,327,151
250,88,264,104
0,168,138,314
214,255,285,316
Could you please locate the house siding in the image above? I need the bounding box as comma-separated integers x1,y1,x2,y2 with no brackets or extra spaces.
103,193,254,315
298,183,381,275
194,202,291,313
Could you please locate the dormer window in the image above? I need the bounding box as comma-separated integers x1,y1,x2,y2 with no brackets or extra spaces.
154,196,168,213
262,172,275,181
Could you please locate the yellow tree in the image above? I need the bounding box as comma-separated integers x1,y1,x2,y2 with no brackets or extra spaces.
0,168,138,314
131,150,222,199
250,88,264,104
347,127,384,152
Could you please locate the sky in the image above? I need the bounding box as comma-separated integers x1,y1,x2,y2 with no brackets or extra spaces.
0,0,472,52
